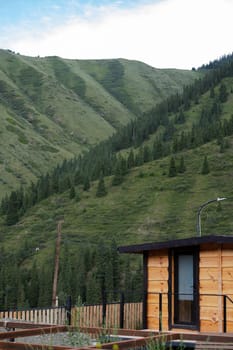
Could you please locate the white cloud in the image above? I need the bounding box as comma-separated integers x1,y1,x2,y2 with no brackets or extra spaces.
2,0,233,69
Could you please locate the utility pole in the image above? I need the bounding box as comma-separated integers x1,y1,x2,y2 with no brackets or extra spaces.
52,219,64,307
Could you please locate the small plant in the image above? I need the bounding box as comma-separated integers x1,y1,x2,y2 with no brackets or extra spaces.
67,331,91,347
66,296,92,347
146,335,167,350
146,334,189,350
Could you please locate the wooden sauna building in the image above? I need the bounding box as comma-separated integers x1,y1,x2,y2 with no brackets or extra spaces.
118,235,233,333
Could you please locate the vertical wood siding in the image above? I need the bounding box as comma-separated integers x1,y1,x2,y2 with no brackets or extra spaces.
147,249,169,330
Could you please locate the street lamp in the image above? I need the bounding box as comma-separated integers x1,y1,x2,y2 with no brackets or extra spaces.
197,197,227,236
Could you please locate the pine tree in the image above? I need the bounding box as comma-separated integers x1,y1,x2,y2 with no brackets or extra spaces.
0,266,5,309
37,175,50,201
210,86,215,98
127,149,135,169
179,131,188,150
95,241,108,302
112,160,124,186
58,244,73,301
69,185,76,199
135,146,144,166
58,175,71,193
168,157,177,177
152,138,164,159
4,261,19,308
6,191,19,226
83,177,90,191
178,156,186,173
123,257,133,301
75,191,81,202
75,250,89,302
17,275,27,308
175,110,185,124
38,264,53,307
74,170,83,186
110,239,120,300
143,145,152,163
112,155,127,186
219,83,228,103
131,261,143,302
201,156,210,175
86,271,101,304
28,262,39,307
96,174,107,197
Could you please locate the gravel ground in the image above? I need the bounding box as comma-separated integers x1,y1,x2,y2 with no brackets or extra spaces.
17,332,92,347
16,332,91,347
0,322,92,347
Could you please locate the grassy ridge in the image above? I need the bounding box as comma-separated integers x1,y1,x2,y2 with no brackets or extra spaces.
0,50,199,197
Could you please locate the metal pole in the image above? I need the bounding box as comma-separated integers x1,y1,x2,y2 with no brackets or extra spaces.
159,293,162,332
66,295,72,326
223,295,227,333
120,291,125,329
102,290,106,326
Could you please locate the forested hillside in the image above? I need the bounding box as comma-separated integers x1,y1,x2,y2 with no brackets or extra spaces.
0,49,198,197
0,53,233,311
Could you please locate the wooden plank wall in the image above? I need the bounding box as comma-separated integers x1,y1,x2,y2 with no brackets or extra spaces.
199,243,222,332
147,249,169,330
146,243,233,333
222,243,233,332
199,243,233,333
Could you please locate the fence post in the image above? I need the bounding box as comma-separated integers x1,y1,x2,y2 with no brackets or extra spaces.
223,295,227,333
120,292,125,329
66,295,72,326
102,290,107,326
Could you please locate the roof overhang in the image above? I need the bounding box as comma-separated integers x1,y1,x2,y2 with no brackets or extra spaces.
118,235,233,254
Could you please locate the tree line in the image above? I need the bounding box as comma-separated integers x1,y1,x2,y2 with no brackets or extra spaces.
0,239,142,310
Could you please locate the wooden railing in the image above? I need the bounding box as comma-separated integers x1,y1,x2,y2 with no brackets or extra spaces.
0,302,143,329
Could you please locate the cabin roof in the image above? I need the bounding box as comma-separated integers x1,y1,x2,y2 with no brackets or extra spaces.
118,235,233,254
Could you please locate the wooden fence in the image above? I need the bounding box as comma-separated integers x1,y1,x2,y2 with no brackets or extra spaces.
0,302,142,329
0,307,66,325
72,302,143,329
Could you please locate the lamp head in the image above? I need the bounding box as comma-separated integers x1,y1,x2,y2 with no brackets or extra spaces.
217,197,227,202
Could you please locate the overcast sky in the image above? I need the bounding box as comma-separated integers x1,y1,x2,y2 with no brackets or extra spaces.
1,0,232,69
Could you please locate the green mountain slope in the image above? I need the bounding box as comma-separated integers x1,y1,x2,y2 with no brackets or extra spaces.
1,67,233,254
0,49,199,197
